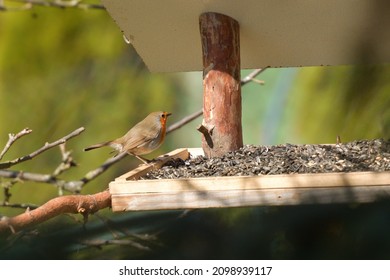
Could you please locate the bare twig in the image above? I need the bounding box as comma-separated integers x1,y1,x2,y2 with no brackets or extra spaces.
0,127,85,169
0,189,111,234
0,168,81,196
0,128,32,160
79,152,127,186
250,78,265,85
240,67,268,86
93,212,158,243
77,213,156,250
166,109,203,134
79,238,151,251
0,202,39,210
1,0,105,11
0,169,60,184
166,68,268,134
0,151,127,193
52,143,77,177
1,177,23,206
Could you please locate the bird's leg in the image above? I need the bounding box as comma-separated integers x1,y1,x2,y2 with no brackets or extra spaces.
130,153,151,164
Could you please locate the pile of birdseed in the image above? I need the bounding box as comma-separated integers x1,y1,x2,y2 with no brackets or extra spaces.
141,139,390,180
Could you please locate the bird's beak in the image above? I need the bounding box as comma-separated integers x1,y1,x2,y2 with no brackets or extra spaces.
166,112,172,117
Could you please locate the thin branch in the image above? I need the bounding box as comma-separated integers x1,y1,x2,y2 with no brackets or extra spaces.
76,213,156,250
63,152,128,192
0,151,127,193
0,128,32,160
0,127,85,169
93,212,158,243
52,143,77,177
1,177,23,206
0,1,31,11
0,169,61,185
79,238,151,251
166,109,203,134
166,68,268,134
0,202,39,210
1,0,105,11
240,67,268,86
250,78,265,85
79,152,127,185
0,189,111,235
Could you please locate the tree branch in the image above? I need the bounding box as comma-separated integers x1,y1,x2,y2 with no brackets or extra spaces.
79,152,127,185
1,0,105,11
240,67,268,86
52,143,77,177
166,68,268,134
0,150,127,194
0,169,65,187
80,238,151,251
0,128,32,160
0,189,111,235
166,109,203,134
0,127,85,169
0,201,39,210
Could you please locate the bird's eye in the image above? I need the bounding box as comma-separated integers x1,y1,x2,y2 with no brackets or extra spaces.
161,113,166,118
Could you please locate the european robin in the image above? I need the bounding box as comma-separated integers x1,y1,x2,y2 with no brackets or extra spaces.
84,111,172,163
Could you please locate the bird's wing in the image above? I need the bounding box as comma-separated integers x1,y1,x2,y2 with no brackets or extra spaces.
122,121,161,150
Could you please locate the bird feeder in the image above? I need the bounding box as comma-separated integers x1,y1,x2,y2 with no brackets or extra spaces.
109,148,390,211
101,0,390,211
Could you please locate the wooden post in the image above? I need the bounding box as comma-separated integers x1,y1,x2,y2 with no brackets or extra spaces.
199,12,243,158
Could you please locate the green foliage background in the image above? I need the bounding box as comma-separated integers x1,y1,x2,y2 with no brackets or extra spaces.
0,4,389,259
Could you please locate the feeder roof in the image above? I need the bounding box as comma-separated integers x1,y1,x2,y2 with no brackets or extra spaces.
102,0,390,72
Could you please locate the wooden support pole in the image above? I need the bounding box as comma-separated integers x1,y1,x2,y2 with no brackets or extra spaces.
199,12,243,158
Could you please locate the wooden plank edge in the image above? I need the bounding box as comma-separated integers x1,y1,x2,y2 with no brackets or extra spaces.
187,147,204,157
110,171,390,194
111,184,390,211
114,148,190,181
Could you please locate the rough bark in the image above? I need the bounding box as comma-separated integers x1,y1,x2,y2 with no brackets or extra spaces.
199,12,243,158
0,190,111,235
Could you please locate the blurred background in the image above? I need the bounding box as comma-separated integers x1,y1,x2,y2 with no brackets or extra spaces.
0,2,389,259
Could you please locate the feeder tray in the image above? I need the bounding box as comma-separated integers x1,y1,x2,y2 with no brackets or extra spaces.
109,148,390,212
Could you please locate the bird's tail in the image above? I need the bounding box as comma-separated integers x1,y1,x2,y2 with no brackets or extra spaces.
84,141,112,152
